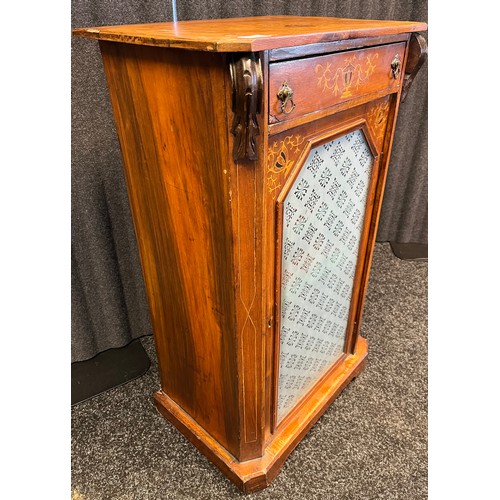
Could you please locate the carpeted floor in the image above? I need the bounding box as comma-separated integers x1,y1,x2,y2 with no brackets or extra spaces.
71,243,427,499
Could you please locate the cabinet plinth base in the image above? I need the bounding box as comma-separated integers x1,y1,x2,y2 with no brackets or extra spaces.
154,336,368,493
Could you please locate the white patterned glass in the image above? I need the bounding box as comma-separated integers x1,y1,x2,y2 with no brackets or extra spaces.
276,129,374,423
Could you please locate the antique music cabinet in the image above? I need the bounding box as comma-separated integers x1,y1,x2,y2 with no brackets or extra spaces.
73,16,427,492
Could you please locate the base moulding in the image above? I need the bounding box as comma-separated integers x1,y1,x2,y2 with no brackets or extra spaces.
154,336,368,493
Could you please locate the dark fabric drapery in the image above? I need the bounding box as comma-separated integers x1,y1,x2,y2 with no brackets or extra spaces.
71,0,427,362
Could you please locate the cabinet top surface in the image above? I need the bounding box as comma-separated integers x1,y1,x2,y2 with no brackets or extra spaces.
72,15,427,52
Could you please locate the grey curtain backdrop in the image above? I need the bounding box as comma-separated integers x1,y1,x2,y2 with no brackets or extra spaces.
71,0,428,362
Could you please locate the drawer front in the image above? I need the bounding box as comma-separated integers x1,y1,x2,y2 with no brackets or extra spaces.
269,42,405,123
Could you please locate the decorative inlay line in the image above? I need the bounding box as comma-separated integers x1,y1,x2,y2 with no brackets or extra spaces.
236,150,258,444
315,53,379,98
366,99,390,145
267,135,305,193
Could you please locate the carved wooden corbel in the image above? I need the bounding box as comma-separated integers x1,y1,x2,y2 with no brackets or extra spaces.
229,53,263,162
401,33,428,103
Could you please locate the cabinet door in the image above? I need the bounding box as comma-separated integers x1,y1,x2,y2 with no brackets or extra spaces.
266,97,393,428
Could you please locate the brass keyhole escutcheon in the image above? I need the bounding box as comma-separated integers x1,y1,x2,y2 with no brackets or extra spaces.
391,54,401,80
277,81,296,114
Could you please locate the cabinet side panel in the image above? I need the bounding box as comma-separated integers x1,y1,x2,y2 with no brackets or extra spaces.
99,42,239,454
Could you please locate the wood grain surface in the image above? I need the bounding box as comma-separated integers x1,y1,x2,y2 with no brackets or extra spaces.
154,336,367,493
269,42,405,123
73,16,427,52
224,52,267,461
269,33,409,61
99,41,241,457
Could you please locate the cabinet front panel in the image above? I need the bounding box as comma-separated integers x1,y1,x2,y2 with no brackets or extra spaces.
269,42,404,123
276,129,374,423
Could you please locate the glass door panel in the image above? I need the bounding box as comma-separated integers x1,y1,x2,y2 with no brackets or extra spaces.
277,129,374,423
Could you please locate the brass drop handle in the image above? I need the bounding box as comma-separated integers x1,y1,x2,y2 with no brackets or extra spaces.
277,81,296,114
391,54,401,80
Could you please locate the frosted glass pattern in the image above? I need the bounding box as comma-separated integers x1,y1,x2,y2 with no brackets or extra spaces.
276,129,374,423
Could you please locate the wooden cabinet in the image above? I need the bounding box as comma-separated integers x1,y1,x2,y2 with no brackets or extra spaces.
73,15,427,493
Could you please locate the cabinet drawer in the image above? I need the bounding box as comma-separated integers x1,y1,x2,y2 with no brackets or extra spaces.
269,42,405,123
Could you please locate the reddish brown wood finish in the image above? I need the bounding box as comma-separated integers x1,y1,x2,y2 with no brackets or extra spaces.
73,16,427,493
99,41,269,463
154,336,367,493
73,16,427,52
224,54,267,460
269,33,409,61
99,41,242,457
269,42,405,123
268,89,396,134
